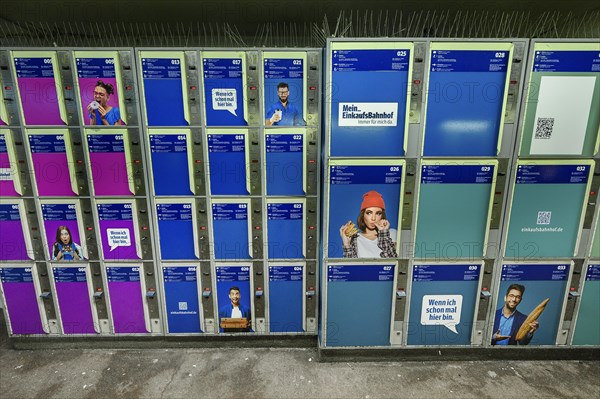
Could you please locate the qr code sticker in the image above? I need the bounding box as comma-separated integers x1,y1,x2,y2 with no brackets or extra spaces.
535,117,554,139
537,211,552,225
178,301,188,311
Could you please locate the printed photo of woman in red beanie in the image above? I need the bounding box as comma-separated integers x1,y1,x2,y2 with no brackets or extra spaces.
339,190,398,258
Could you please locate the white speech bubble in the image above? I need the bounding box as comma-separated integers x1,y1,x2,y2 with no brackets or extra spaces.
107,228,131,251
212,88,238,116
420,294,463,334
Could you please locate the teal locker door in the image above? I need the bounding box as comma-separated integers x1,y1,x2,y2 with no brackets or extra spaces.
415,163,495,259
505,163,592,258
572,264,600,345
326,264,394,347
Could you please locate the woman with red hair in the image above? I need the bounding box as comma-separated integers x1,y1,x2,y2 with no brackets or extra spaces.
339,190,398,258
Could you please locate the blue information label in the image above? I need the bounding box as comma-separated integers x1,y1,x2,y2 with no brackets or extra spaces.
0,267,33,283
141,58,182,79
421,165,495,184
585,265,600,282
0,135,7,153
328,265,395,282
28,134,65,153
516,164,590,184
203,58,242,79
330,165,402,185
149,134,187,153
267,203,303,220
97,203,132,221
269,266,303,282
212,203,248,221
162,266,197,283
501,264,570,281
87,134,124,153
14,57,55,78
264,58,303,79
156,203,192,221
106,266,140,282
332,50,411,72
216,266,250,282
412,264,481,282
207,134,245,153
53,267,87,283
430,50,509,72
266,134,303,153
76,58,116,79
0,204,20,221
532,51,600,73
41,204,77,221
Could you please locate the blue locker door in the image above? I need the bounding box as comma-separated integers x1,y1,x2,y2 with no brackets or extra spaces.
269,265,304,333
265,133,304,195
207,133,248,195
267,202,304,259
423,49,510,156
163,266,202,333
150,134,193,195
141,57,188,126
156,203,197,260
212,203,251,260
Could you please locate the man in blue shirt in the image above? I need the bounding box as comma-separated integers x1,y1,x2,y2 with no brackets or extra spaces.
491,284,539,345
265,82,305,126
218,286,251,332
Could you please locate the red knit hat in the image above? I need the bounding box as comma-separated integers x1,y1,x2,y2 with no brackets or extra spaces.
361,190,385,211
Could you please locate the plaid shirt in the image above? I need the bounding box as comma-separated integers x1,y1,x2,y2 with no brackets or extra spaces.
343,229,397,258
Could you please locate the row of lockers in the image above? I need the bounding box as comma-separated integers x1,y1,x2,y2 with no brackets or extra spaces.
2,159,599,263
1,260,598,347
1,41,598,158
0,261,317,336
0,49,320,128
0,127,319,197
324,40,600,158
0,197,319,261
323,159,600,259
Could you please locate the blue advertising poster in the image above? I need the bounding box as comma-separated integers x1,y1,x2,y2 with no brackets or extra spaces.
407,264,481,345
268,265,304,333
207,133,248,195
265,133,304,195
149,133,193,195
141,57,188,126
326,264,395,346
267,202,304,259
328,163,403,258
156,203,197,260
162,266,201,333
330,47,411,156
415,164,495,259
423,47,510,156
491,263,570,346
212,203,250,260
203,57,246,126
505,163,592,258
216,265,252,332
264,57,305,126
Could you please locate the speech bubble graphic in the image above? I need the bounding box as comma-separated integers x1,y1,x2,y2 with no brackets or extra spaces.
212,88,238,116
107,228,131,251
421,294,463,334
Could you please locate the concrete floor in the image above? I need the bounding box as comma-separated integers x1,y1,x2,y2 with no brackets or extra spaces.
1,323,599,398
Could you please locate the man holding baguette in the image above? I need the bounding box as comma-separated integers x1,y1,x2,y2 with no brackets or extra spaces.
491,284,539,345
